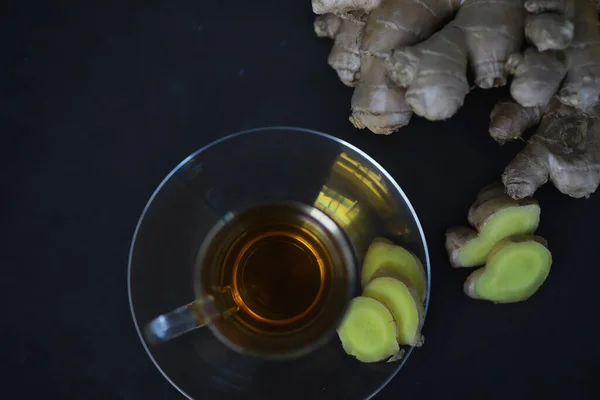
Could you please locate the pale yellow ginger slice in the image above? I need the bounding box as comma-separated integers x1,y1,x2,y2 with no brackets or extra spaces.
464,235,552,303
446,191,540,268
363,277,424,347
337,296,401,363
360,237,426,302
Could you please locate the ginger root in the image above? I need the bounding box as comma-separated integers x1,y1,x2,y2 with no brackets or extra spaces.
360,237,427,301
489,99,545,143
314,0,600,141
507,0,600,111
506,48,567,108
446,184,541,267
314,13,364,87
386,0,524,121
337,296,401,362
490,98,600,199
314,0,525,134
489,0,600,199
349,0,461,133
363,277,424,346
386,23,469,121
557,0,600,111
524,0,574,52
492,2,600,199
312,0,382,15
464,235,552,303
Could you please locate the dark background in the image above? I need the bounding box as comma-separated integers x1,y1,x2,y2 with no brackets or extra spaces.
2,0,599,399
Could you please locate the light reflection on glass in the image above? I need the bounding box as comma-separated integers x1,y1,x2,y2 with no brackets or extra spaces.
314,185,360,227
313,152,411,262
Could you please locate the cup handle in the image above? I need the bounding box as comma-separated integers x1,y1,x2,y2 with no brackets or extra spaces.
144,295,223,344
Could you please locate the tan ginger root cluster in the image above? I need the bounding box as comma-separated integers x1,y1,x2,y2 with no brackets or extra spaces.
508,0,600,111
490,98,600,199
314,1,600,132
314,0,600,200
446,183,552,303
489,0,600,199
314,0,525,134
337,238,426,363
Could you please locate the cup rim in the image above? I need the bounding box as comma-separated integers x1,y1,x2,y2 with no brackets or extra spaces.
127,126,431,400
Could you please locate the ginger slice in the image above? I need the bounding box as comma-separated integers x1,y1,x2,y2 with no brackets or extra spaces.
360,237,426,302
337,296,401,363
363,277,424,347
464,235,552,303
446,189,540,268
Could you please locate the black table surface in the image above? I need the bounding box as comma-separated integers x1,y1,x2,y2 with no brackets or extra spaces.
3,1,600,399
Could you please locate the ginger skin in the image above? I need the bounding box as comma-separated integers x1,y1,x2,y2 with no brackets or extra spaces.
314,0,465,134
492,1,600,200
506,49,567,108
494,99,600,199
312,0,382,14
349,0,461,134
314,0,600,140
557,0,600,111
525,10,574,52
314,14,364,86
489,100,543,144
507,0,600,111
385,0,524,121
386,24,468,120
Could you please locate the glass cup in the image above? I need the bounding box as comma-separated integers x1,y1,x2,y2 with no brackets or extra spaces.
128,127,430,399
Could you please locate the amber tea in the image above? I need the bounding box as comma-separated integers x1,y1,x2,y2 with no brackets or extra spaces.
195,202,355,359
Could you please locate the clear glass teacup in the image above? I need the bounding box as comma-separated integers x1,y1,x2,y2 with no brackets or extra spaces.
128,127,430,399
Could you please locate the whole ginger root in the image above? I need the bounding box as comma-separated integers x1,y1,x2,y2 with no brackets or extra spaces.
314,0,600,201
490,0,600,199
558,0,600,111
348,0,463,134
507,0,600,111
314,13,365,87
386,0,524,121
490,98,600,199
314,0,600,130
314,0,525,134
